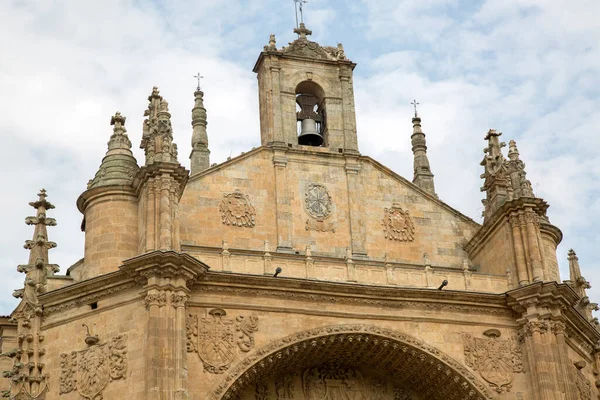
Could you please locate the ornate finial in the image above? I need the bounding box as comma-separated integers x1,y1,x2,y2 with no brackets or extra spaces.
411,99,420,118
110,111,126,134
265,34,277,51
193,72,204,91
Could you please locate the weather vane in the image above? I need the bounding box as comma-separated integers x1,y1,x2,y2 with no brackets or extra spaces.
411,99,420,117
193,72,204,91
294,0,308,28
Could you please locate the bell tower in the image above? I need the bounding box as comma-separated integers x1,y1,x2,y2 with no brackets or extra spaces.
253,24,359,153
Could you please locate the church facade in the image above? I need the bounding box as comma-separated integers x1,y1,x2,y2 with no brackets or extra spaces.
1,24,598,400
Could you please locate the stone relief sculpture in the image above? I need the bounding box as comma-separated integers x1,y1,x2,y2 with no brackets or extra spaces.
462,329,523,393
186,308,259,374
573,361,592,400
59,334,128,399
303,364,367,400
305,183,333,219
219,189,256,227
275,375,294,399
382,204,415,242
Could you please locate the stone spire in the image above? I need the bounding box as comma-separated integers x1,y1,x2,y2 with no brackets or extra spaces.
4,189,55,398
506,140,534,199
480,129,510,221
567,249,598,323
141,87,180,165
16,189,59,298
89,112,139,189
411,114,436,196
190,88,210,174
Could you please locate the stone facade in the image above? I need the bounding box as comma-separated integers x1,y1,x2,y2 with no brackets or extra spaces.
1,24,598,400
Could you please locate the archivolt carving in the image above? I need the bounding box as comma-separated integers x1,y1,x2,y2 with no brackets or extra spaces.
187,308,259,374
219,189,256,227
208,324,494,400
382,204,415,242
59,334,128,399
462,331,523,393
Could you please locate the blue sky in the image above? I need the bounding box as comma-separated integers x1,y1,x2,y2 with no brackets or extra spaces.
0,0,599,314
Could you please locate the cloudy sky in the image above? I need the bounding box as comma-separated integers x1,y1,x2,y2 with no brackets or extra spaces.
1,0,598,314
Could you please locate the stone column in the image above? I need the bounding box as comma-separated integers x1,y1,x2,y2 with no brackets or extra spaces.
273,146,292,251
524,211,544,281
159,176,173,250
551,321,578,400
145,179,157,251
509,213,529,285
345,154,366,257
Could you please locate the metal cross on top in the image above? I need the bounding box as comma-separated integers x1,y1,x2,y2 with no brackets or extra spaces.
193,73,204,91
411,99,420,117
294,0,308,27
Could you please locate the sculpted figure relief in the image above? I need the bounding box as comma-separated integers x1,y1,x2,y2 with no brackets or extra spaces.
303,364,367,400
59,334,128,399
462,330,523,393
187,308,259,374
382,204,415,242
219,189,256,227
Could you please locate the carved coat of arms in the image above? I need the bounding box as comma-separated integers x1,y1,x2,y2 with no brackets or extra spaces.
462,330,523,393
382,204,415,242
59,335,128,400
219,189,256,227
303,364,367,400
305,183,332,219
187,308,258,374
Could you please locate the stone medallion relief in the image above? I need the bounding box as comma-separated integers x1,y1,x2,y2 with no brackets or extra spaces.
59,333,128,399
462,329,524,393
186,308,259,374
219,189,256,227
381,203,415,242
304,183,335,232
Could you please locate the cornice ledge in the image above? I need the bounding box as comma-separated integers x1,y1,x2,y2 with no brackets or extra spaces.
506,281,600,345
132,162,189,196
465,197,550,255
76,185,137,214
39,271,135,316
120,250,209,286
539,221,563,245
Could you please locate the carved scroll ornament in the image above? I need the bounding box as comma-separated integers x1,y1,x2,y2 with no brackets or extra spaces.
219,189,256,227
462,330,523,393
59,334,128,399
186,308,258,374
382,204,415,242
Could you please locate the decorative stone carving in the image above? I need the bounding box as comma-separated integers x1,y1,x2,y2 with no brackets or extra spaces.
219,190,256,227
186,308,259,374
574,361,592,400
304,183,332,219
59,334,128,399
303,364,366,399
144,292,167,309
382,204,415,242
462,330,523,393
275,375,294,399
255,382,269,400
371,377,387,400
393,387,412,400
305,218,336,233
171,293,188,308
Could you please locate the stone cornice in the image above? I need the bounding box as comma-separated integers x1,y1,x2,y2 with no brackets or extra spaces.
192,271,512,316
132,162,189,198
76,185,137,214
539,221,563,245
252,50,356,74
465,197,551,256
120,250,209,286
506,282,600,353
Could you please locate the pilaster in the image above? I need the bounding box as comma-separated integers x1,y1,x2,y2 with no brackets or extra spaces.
344,153,366,257
272,144,292,251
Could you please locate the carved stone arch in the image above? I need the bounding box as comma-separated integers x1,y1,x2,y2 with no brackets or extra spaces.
282,70,341,98
208,324,496,400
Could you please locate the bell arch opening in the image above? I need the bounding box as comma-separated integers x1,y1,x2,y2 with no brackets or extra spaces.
295,81,326,147
210,325,494,400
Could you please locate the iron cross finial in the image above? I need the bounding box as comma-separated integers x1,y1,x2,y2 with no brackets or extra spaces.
193,73,204,91
294,0,308,27
411,99,420,117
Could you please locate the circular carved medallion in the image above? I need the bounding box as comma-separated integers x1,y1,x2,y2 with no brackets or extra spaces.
304,183,332,219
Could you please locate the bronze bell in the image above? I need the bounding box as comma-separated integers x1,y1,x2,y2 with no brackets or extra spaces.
296,94,324,146
298,118,323,146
